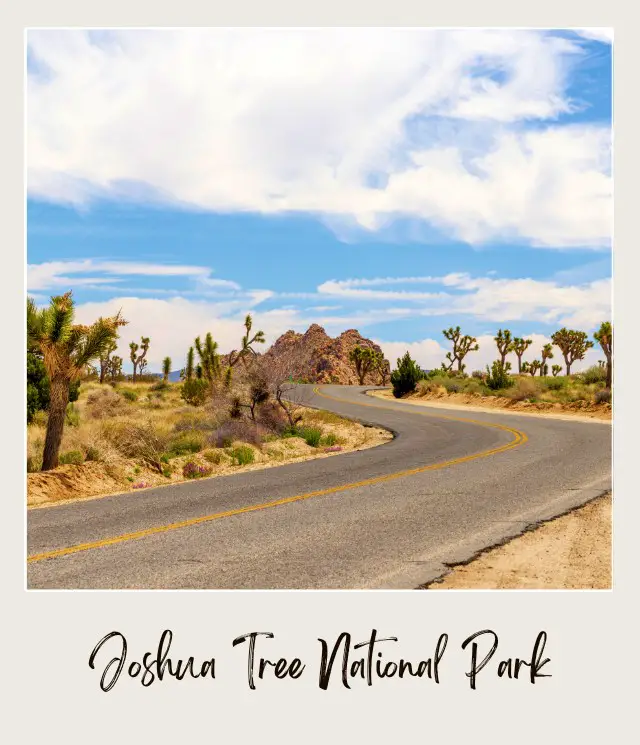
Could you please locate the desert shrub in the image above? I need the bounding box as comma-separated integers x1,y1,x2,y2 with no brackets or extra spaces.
505,377,539,401
86,388,126,419
84,445,102,462
65,403,81,427
471,370,485,380
27,455,41,473
30,410,48,427
182,461,213,479
121,388,139,402
595,388,612,404
391,352,424,397
150,381,169,392
166,432,205,457
320,433,339,447
58,449,84,466
443,380,461,393
211,419,261,448
415,379,444,397
541,376,567,391
27,351,49,423
102,419,169,471
462,379,489,396
203,449,226,465
256,400,288,434
485,361,515,391
173,410,217,433
229,446,255,466
415,380,431,396
69,380,81,402
180,379,209,406
582,365,607,385
299,426,322,448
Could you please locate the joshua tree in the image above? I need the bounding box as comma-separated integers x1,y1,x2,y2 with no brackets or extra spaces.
162,356,172,383
540,343,554,376
442,326,479,373
349,345,376,385
138,358,148,377
183,347,195,381
27,292,126,470
374,350,390,385
494,329,514,367
551,364,562,377
109,355,124,381
195,332,221,384
551,328,594,376
528,360,542,377
99,339,118,384
511,337,533,373
594,321,613,388
129,336,150,382
228,314,266,369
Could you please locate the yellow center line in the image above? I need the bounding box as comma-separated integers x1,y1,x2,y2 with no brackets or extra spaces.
27,386,527,565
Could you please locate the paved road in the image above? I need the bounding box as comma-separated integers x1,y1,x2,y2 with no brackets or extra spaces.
27,385,611,589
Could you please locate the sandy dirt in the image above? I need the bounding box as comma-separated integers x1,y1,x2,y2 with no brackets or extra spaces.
368,388,612,422
427,494,612,590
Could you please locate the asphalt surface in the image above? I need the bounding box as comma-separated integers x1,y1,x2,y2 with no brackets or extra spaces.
27,385,612,589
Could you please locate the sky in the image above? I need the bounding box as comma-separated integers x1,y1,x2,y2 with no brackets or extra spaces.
26,28,612,373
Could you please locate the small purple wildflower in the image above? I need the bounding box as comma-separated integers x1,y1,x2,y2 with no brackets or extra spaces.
183,461,213,479
324,445,342,453
132,481,150,489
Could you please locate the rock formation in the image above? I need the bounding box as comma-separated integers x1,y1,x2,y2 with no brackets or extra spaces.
264,324,390,385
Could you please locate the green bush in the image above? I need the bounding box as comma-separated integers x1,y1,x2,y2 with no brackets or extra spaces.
121,388,139,402
65,403,81,427
167,433,204,457
180,378,209,406
582,365,607,385
27,352,50,424
391,352,424,398
84,445,101,462
59,449,84,466
541,376,567,391
229,446,255,466
320,433,340,447
27,352,80,423
486,361,515,391
281,425,323,447
300,426,322,447
595,388,612,404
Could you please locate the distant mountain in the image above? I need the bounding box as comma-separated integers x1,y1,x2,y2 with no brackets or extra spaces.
168,370,182,383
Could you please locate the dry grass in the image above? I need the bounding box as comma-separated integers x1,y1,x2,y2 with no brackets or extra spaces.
27,380,392,506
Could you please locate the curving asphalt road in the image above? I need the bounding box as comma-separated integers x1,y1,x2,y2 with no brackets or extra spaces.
27,385,611,589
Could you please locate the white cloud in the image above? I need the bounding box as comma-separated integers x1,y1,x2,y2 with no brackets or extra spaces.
27,28,610,247
573,28,613,44
318,273,611,327
27,259,240,292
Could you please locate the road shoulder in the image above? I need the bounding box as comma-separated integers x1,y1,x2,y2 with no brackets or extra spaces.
366,388,612,423
424,493,612,590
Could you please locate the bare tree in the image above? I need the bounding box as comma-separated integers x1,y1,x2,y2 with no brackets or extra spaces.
262,341,315,427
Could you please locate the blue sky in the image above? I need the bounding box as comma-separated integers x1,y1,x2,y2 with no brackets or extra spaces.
27,28,612,372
